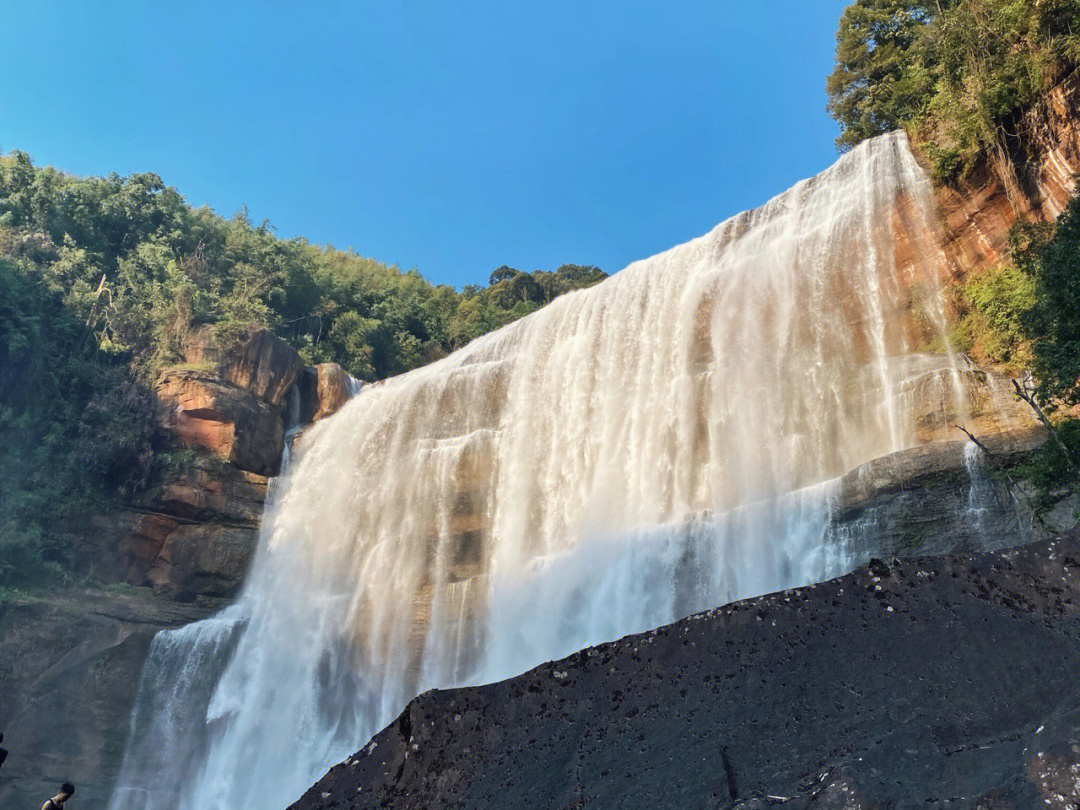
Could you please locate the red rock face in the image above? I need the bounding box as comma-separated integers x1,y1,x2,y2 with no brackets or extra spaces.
183,324,304,406
156,369,285,476
139,326,355,600
105,456,268,599
933,72,1080,280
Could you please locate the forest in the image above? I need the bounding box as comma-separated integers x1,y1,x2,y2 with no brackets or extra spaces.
0,152,604,586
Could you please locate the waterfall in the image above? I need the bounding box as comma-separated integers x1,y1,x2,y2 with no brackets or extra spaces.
109,131,972,809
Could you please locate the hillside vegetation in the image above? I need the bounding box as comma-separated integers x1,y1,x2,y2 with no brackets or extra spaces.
828,0,1080,182
0,151,604,587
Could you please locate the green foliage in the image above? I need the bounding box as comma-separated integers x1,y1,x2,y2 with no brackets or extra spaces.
0,150,607,587
1019,193,1080,404
0,151,607,384
1016,418,1080,514
827,0,1080,176
0,250,156,588
963,265,1037,366
827,0,938,150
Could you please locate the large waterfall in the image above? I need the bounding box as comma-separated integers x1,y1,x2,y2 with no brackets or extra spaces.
109,131,971,809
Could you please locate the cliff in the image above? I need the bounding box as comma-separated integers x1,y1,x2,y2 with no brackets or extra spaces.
65,325,357,601
0,327,355,810
0,589,216,809
292,529,1080,810
10,71,1080,810
932,70,1080,278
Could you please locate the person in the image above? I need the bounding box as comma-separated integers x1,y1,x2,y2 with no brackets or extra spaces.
41,782,75,809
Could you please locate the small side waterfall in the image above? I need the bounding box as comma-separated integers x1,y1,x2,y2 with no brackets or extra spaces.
110,132,995,809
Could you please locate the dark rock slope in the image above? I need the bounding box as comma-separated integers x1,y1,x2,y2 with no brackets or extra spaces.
292,532,1080,810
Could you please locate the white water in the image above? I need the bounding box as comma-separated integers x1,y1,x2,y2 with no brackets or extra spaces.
109,132,972,809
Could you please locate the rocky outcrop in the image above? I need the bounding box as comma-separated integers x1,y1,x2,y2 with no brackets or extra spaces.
183,323,303,406
0,589,216,810
831,430,1058,559
901,357,1035,442
845,354,1036,444
157,369,286,476
292,530,1080,810
124,519,258,600
58,454,268,600
118,455,268,599
128,328,358,600
140,454,269,526
156,324,307,476
300,363,355,423
144,327,361,598
145,523,258,598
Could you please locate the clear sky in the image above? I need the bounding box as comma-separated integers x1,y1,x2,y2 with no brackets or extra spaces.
0,1,849,288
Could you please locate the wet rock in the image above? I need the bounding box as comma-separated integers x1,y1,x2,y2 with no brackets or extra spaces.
119,512,182,585
116,457,266,599
840,354,1037,446
145,523,258,599
119,514,257,599
0,589,217,810
291,531,1080,810
831,430,1061,557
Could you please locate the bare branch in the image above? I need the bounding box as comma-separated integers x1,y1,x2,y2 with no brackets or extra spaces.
1012,375,1076,472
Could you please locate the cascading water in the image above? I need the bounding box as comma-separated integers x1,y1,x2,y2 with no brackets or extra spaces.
109,131,976,809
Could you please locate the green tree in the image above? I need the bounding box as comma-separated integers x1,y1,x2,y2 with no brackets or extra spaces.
827,0,937,150
1022,195,1080,404
827,0,1080,182
0,149,612,588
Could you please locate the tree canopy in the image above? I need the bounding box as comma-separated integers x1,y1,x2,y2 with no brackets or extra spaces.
827,0,1080,180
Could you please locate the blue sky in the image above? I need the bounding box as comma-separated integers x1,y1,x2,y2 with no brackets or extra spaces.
0,1,849,288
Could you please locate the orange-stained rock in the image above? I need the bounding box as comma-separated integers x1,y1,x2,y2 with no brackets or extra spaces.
156,369,285,475
299,362,355,423
183,323,303,406
931,71,1080,280
141,454,269,525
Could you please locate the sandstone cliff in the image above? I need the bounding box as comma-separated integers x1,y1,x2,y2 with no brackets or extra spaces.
932,70,1080,278
105,325,356,601
0,327,357,809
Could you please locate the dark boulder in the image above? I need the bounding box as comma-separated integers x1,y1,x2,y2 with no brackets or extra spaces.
292,531,1080,810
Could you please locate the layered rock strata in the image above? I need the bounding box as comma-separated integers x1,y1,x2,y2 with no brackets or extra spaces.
933,70,1080,277
121,328,355,599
